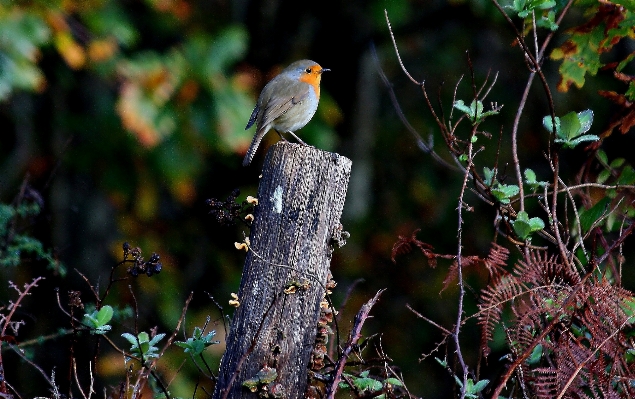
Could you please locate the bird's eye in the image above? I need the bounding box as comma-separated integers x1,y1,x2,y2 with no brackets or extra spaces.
305,68,312,74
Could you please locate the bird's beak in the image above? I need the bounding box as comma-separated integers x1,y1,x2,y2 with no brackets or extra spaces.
320,68,331,74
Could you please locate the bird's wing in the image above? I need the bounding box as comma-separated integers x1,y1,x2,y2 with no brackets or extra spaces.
258,85,311,130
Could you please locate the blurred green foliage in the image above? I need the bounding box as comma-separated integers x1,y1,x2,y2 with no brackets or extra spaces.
0,194,64,274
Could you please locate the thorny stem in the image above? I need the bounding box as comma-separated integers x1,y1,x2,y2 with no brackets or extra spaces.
503,0,574,236
454,126,477,399
490,0,576,269
512,72,535,214
0,278,43,395
550,153,574,269
489,0,558,126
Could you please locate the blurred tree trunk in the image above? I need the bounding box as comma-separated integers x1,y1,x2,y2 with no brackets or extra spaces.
213,142,352,399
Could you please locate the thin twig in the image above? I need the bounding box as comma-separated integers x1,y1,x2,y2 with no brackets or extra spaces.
384,10,422,86
371,43,458,170
453,124,477,399
205,292,230,344
406,304,452,335
558,177,588,261
597,221,634,265
325,289,385,399
9,344,54,386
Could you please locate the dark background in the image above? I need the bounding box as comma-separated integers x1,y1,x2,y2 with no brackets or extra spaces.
1,0,634,397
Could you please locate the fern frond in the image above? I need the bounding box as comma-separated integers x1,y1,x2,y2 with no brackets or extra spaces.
478,273,524,357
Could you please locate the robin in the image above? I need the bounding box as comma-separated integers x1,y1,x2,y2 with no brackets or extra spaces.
242,59,329,166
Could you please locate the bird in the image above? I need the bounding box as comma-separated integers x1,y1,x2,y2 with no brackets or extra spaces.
242,59,329,166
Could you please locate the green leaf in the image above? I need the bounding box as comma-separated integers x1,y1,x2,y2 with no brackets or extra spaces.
82,305,114,335
620,296,635,323
597,169,611,184
558,111,582,141
454,100,472,115
610,158,626,169
551,28,603,91
483,167,496,186
472,379,489,393
0,11,50,100
121,331,165,361
96,305,114,325
618,165,635,185
597,149,608,165
454,375,463,388
527,343,543,365
453,99,498,124
121,332,138,345
542,115,560,135
148,333,165,346
491,184,520,204
538,10,559,31
435,357,448,368
464,378,489,398
562,134,599,148
512,211,545,240
551,4,634,91
385,378,404,387
206,25,248,74
175,326,219,356
524,168,549,191
524,168,536,183
547,110,597,148
529,216,545,231
626,81,635,101
579,197,611,233
354,376,383,393
84,4,138,47
577,109,593,134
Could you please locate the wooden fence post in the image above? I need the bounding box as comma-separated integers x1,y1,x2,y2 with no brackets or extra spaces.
213,142,352,399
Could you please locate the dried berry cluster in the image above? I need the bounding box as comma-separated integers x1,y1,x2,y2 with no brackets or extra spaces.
122,242,162,277
206,188,253,226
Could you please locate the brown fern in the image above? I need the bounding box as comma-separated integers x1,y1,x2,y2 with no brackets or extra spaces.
484,242,510,276
531,367,558,399
478,276,524,357
391,228,438,266
440,255,483,293
495,248,635,398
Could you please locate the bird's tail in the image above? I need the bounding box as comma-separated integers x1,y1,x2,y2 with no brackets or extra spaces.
242,128,267,166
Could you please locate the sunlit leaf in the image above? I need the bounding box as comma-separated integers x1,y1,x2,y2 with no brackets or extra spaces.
551,3,635,91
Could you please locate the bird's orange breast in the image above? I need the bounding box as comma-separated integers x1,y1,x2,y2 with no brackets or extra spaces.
298,66,323,98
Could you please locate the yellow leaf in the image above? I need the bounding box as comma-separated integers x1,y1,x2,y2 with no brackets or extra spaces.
54,31,85,69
